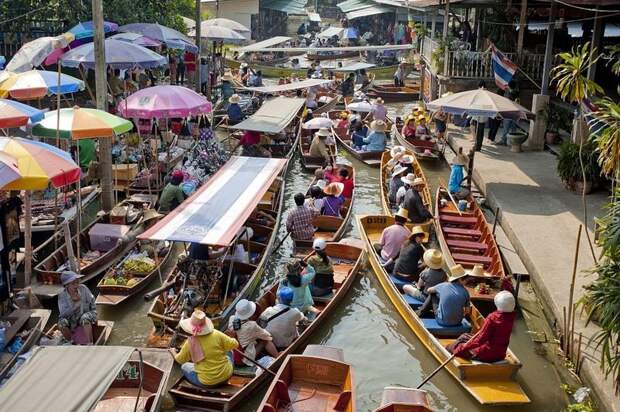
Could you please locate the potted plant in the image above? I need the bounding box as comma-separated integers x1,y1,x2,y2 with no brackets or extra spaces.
556,141,601,193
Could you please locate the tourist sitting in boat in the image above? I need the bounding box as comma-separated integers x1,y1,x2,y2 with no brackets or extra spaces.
322,182,345,217
362,120,387,152
228,299,279,366
58,271,97,344
401,115,417,140
172,310,239,388
448,153,470,200
416,116,431,137
286,193,318,241
313,168,328,189
305,91,318,109
403,249,448,301
280,259,319,317
390,225,426,282
159,170,186,213
446,291,516,362
309,128,331,164
235,130,261,155
239,63,250,86
305,185,324,213
389,165,407,205
351,119,368,150
227,94,244,125
336,112,349,129
367,98,387,122
324,165,338,183
417,265,471,326
400,174,433,223
303,108,313,123
308,238,334,297
386,146,405,169
248,70,263,87
259,287,306,349
337,168,354,198
340,73,355,99
374,208,411,271
188,242,227,261
218,71,235,101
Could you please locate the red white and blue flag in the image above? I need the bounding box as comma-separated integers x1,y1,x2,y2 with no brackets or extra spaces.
491,44,517,90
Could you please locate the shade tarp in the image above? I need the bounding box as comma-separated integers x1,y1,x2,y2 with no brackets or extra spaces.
0,346,134,412
237,36,292,52
243,78,332,93
230,96,304,133
337,0,374,12
236,43,413,53
425,88,532,119
333,62,376,72
317,27,344,38
307,11,322,22
346,5,393,19
139,157,286,245
261,0,308,14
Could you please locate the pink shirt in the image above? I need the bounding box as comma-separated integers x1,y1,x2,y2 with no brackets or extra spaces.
372,105,387,121
379,224,410,260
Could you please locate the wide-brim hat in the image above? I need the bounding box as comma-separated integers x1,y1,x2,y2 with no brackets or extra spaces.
235,299,257,321
453,153,468,166
468,264,487,277
143,209,164,223
180,310,214,336
323,182,344,196
390,146,405,158
395,207,409,220
339,111,349,119
410,225,425,237
316,127,330,137
370,120,386,132
399,154,414,165
61,271,83,286
229,94,241,104
449,264,468,282
401,173,423,186
392,164,408,177
222,72,234,81
373,97,384,105
423,249,444,270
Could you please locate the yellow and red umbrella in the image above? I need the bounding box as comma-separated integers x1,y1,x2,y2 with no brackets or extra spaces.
0,70,84,100
0,99,44,128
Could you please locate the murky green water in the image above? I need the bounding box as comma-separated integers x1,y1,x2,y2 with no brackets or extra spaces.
101,102,567,411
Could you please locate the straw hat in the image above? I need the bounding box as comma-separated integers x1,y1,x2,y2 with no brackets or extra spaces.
323,182,344,196
399,154,414,165
373,97,385,105
494,291,516,312
395,207,409,220
404,115,416,125
401,173,424,187
423,249,444,270
370,120,386,132
417,115,427,122
180,310,214,336
222,71,234,81
316,127,330,138
229,94,241,104
468,264,487,277
390,146,405,158
449,264,468,282
391,164,408,177
143,209,163,223
61,271,83,286
410,225,425,237
235,299,257,321
339,111,349,119
453,153,468,166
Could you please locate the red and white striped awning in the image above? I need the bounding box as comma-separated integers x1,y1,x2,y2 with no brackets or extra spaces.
139,156,286,245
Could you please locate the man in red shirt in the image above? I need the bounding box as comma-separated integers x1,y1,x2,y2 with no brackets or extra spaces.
446,290,516,363
337,168,354,198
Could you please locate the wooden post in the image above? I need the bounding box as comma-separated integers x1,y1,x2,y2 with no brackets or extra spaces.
195,0,202,93
442,1,450,40
566,225,582,353
541,0,556,95
430,11,437,39
466,148,474,190
587,7,603,81
517,0,527,57
24,191,32,286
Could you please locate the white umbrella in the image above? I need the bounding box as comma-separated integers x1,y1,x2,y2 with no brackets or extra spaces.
181,17,196,32
426,88,531,119
189,25,246,43
201,18,250,33
5,33,74,73
347,101,373,113
303,117,334,129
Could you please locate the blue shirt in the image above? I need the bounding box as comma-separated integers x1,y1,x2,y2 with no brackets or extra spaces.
363,131,387,152
279,265,316,311
434,282,470,326
227,103,243,122
448,164,464,194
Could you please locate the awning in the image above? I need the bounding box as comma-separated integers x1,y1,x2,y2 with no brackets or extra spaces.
234,43,413,53
261,0,308,15
337,0,374,12
317,27,344,38
244,78,333,93
346,5,393,19
374,0,424,10
237,36,292,52
307,11,322,22
333,62,376,72
0,346,135,411
139,157,287,245
230,96,305,133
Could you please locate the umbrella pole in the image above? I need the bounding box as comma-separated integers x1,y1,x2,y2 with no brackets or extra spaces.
76,144,82,274
78,66,96,104
24,190,32,286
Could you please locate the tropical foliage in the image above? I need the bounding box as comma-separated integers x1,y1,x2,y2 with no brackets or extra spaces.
552,43,603,103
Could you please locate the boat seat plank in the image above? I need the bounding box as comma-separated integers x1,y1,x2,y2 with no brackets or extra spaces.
421,318,471,337
402,293,425,309
440,215,478,226
452,253,493,266
443,227,482,239
446,239,488,252
333,264,352,286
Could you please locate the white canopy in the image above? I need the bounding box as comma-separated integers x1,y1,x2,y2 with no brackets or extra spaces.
230,96,305,133
333,62,376,72
317,27,344,38
307,11,322,22
243,78,332,94
235,43,413,53
237,36,292,53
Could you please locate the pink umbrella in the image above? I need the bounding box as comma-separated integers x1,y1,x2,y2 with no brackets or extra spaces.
116,85,212,119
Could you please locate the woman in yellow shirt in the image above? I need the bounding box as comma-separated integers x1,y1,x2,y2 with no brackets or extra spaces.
171,310,238,387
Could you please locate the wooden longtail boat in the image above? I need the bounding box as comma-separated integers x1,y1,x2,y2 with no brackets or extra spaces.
168,241,365,411
298,126,337,171
45,320,115,346
367,82,420,102
434,186,505,303
374,387,433,412
96,242,174,306
356,214,530,405
258,345,355,412
314,93,340,115
380,150,432,217
294,163,355,250
306,50,360,61
392,117,442,160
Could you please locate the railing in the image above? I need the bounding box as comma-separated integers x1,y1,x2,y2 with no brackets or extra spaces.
422,36,437,68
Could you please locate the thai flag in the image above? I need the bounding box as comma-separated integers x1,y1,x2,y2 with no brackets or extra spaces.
491,44,517,90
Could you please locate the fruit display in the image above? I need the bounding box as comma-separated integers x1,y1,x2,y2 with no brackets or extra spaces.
123,255,156,274
101,253,157,288
474,283,490,295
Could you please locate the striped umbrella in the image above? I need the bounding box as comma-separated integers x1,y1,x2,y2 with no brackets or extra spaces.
32,107,133,139
0,137,80,190
0,99,44,128
0,70,85,100
0,152,22,188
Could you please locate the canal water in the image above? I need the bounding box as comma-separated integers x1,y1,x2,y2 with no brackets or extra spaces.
101,103,567,411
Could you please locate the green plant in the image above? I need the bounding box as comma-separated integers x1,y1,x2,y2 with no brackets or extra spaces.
412,22,428,39
431,38,451,75
552,43,603,103
557,141,601,184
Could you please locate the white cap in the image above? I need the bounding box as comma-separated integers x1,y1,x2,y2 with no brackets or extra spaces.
494,291,516,312
313,238,327,251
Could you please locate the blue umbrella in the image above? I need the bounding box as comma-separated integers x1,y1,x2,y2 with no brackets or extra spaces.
342,27,358,39
69,20,119,40
119,23,198,53
60,39,167,70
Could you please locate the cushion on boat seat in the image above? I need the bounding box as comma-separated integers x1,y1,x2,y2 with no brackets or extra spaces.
421,318,471,337
402,293,425,309
389,274,409,290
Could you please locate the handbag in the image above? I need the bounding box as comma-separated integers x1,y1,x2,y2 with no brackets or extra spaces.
257,307,291,328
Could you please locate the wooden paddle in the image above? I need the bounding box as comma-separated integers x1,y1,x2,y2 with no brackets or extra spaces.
438,177,463,216
233,349,277,377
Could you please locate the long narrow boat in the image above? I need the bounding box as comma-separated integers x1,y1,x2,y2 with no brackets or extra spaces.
374,387,433,412
380,150,432,216
294,163,356,250
306,50,360,61
44,320,114,346
168,241,365,411
434,186,506,305
258,345,355,412
392,116,442,160
357,214,530,405
144,157,288,335
314,92,340,115
95,241,174,306
367,82,421,102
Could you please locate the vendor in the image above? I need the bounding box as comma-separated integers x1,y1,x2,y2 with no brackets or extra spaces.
159,170,186,213
188,243,227,261
227,94,244,125
58,271,97,344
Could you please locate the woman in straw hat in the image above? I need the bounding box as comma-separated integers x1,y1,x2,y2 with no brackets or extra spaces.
362,120,387,152
403,248,448,301
367,97,387,121
446,290,516,362
400,174,433,223
172,310,239,388
415,115,430,137
322,182,345,217
375,207,411,272
448,150,470,199
336,111,349,129
226,94,244,125
418,264,471,326
216,71,235,100
391,225,427,281
401,115,417,140
310,128,332,164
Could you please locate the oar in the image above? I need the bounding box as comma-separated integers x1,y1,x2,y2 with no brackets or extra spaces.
271,232,291,254
233,349,277,377
438,177,463,216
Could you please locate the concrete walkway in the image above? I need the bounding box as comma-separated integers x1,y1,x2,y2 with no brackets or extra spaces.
446,127,617,411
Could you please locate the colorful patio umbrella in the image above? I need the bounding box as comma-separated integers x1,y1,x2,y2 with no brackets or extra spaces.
4,33,74,73
119,23,198,53
0,99,44,128
117,85,212,119
189,25,246,43
426,88,532,119
0,70,84,100
0,137,80,190
0,152,22,189
200,18,250,33
68,20,119,40
31,107,134,139
60,39,167,70
109,32,162,48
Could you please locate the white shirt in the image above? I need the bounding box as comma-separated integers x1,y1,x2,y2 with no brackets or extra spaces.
305,197,324,211
259,303,305,348
396,186,407,205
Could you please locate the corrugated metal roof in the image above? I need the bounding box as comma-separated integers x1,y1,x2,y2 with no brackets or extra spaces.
261,0,308,14
337,0,375,12
346,5,393,19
